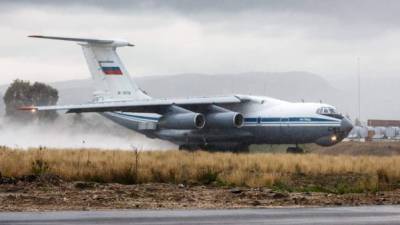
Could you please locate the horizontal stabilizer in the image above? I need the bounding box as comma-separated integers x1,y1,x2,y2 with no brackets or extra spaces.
28,35,134,47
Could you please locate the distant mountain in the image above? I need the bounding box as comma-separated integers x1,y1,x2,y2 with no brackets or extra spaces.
0,71,338,111
0,71,395,121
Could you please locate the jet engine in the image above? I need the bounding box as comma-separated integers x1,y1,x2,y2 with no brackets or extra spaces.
158,106,205,129
206,112,244,128
205,105,244,128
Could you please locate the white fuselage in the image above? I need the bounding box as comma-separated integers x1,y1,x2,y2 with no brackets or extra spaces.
102,95,352,149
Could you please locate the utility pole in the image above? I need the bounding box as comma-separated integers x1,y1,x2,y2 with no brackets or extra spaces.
357,57,361,124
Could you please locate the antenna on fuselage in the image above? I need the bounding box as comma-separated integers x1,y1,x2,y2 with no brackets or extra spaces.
357,57,361,123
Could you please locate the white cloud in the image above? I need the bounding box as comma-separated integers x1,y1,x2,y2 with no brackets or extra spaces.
0,2,400,85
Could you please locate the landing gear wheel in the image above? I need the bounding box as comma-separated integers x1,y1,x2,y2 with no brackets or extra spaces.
198,143,250,153
286,146,304,154
178,145,199,151
231,144,250,153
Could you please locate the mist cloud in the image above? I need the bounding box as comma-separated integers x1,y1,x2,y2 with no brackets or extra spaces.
0,114,175,150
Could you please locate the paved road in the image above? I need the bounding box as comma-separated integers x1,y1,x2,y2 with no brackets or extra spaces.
0,206,400,225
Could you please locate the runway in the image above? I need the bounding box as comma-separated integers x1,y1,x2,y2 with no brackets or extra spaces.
0,206,400,225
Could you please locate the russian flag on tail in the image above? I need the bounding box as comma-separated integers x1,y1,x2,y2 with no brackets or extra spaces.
101,66,123,75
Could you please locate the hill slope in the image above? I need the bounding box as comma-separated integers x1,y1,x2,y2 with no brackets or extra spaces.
0,71,341,114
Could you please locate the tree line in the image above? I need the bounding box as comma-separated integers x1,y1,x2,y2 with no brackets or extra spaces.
3,79,59,122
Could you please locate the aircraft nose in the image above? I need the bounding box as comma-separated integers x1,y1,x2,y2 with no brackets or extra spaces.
340,117,354,133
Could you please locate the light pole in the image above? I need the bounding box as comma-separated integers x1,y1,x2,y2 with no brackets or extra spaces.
357,57,361,125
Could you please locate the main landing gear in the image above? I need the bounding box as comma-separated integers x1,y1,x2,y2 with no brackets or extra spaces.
179,144,250,153
178,145,198,151
286,144,304,154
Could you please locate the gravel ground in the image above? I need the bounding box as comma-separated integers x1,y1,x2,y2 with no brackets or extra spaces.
1,175,400,211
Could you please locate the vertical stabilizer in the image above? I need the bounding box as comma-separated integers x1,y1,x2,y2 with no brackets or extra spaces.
29,35,151,101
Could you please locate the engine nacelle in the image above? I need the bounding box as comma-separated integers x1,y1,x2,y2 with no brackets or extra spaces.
158,113,205,129
206,112,244,128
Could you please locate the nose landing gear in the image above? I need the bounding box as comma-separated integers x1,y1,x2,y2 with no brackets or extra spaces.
286,144,304,153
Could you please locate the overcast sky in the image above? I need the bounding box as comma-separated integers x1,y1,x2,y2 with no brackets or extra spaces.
1,0,400,85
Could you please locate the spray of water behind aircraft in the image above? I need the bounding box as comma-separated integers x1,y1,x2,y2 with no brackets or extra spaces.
0,114,174,150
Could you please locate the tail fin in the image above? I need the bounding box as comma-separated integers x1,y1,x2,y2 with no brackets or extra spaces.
29,35,151,101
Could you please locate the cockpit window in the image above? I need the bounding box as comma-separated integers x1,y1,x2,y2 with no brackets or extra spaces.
317,107,343,119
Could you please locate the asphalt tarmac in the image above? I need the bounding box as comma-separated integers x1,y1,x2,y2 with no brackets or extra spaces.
0,206,400,225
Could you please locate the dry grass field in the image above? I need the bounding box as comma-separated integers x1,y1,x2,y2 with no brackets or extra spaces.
1,146,400,193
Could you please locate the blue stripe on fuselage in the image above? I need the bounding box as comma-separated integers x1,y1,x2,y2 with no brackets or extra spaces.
262,118,281,122
244,117,340,125
108,113,339,126
244,118,258,123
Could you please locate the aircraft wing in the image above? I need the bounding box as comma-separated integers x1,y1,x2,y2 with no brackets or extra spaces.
20,95,247,114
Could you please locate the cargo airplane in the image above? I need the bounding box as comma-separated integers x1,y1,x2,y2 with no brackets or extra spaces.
21,35,353,152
